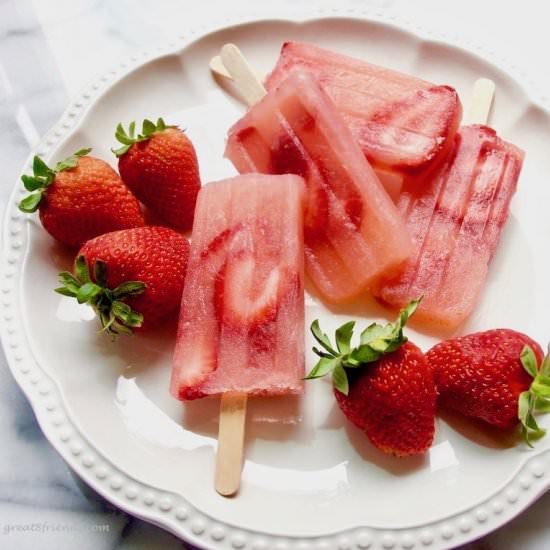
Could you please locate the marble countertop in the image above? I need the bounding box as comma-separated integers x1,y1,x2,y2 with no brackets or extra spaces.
1,1,549,548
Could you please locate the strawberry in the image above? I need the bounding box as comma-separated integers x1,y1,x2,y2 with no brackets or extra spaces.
306,300,436,456
55,226,189,336
113,118,201,231
19,149,144,248
427,329,550,445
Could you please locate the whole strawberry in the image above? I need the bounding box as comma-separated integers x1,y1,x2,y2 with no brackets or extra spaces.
19,149,144,248
427,329,550,445
114,118,201,231
306,300,436,457
55,226,189,335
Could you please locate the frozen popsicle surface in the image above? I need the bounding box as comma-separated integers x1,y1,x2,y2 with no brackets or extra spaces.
265,41,462,185
374,125,524,328
170,174,306,400
225,71,412,303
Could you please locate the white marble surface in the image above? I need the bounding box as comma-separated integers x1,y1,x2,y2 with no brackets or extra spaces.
1,0,550,548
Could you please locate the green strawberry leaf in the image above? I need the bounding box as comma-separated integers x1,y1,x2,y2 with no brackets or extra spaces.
21,175,45,192
305,299,421,393
76,282,102,304
94,260,108,287
33,155,52,178
541,346,550,377
54,148,92,172
113,281,147,298
397,298,422,329
54,256,146,338
142,119,156,136
535,397,550,413
335,321,355,354
521,345,539,378
111,320,134,336
519,342,550,447
112,301,143,328
56,271,81,295
74,255,91,284
312,346,334,359
20,149,91,215
112,144,131,156
531,376,550,398
518,391,530,425
125,310,144,328
18,192,43,213
349,344,381,364
58,271,80,285
518,391,546,448
360,322,389,345
310,320,338,356
54,287,77,298
112,300,132,322
113,118,176,157
115,123,135,145
98,311,116,333
304,356,342,380
332,364,349,395
368,335,394,353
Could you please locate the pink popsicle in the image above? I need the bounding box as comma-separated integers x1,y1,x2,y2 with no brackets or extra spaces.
225,71,412,303
374,125,524,328
265,41,462,191
170,174,305,400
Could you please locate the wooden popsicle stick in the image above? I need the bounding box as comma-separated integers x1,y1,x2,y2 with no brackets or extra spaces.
212,44,269,498
209,55,233,79
212,44,265,498
218,44,267,107
210,54,266,85
215,393,248,496
464,77,495,125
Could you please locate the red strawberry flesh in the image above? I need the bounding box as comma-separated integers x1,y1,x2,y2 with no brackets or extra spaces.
118,127,200,231
40,155,144,248
78,226,189,331
427,329,544,428
335,341,436,457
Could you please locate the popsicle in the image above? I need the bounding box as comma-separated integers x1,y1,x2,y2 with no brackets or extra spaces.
265,41,463,192
225,67,413,303
170,173,305,400
374,80,524,328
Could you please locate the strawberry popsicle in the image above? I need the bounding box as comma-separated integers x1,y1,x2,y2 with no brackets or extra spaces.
374,125,524,328
225,71,412,303
265,41,462,192
170,173,305,400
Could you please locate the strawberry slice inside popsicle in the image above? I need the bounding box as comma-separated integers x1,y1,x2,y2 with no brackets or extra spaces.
265,41,462,182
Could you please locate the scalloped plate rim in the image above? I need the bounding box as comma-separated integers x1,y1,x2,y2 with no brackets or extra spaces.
2,8,550,550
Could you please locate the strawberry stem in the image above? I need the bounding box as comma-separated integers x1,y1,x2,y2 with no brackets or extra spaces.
18,148,92,213
55,255,146,338
519,344,550,446
112,117,175,157
305,298,422,395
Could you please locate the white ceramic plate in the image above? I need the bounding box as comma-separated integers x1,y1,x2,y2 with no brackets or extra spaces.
3,10,550,550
